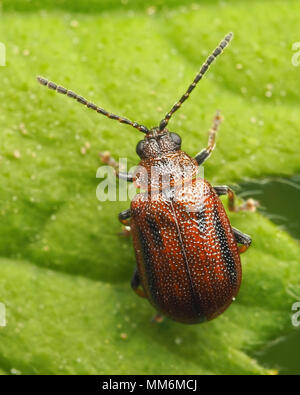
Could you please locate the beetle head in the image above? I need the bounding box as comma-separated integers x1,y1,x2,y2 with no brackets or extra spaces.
135,127,182,159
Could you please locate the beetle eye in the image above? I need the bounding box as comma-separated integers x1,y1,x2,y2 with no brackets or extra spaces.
170,132,182,147
136,140,145,157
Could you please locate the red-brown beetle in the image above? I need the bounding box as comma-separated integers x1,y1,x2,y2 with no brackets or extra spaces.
37,32,255,324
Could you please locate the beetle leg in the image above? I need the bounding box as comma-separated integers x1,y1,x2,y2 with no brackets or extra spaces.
132,268,164,320
118,225,131,237
194,110,223,165
152,313,164,324
99,151,133,182
214,185,258,212
118,209,133,239
232,227,252,254
118,209,131,236
214,185,236,211
118,208,131,226
131,268,147,298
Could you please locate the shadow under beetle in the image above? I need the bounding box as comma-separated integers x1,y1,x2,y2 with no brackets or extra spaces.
37,32,256,324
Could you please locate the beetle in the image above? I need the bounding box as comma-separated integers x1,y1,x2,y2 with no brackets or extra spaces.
37,32,256,324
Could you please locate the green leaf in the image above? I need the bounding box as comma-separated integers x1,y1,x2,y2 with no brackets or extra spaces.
0,0,299,374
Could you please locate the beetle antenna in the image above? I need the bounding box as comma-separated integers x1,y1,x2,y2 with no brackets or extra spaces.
159,32,233,131
37,76,149,134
